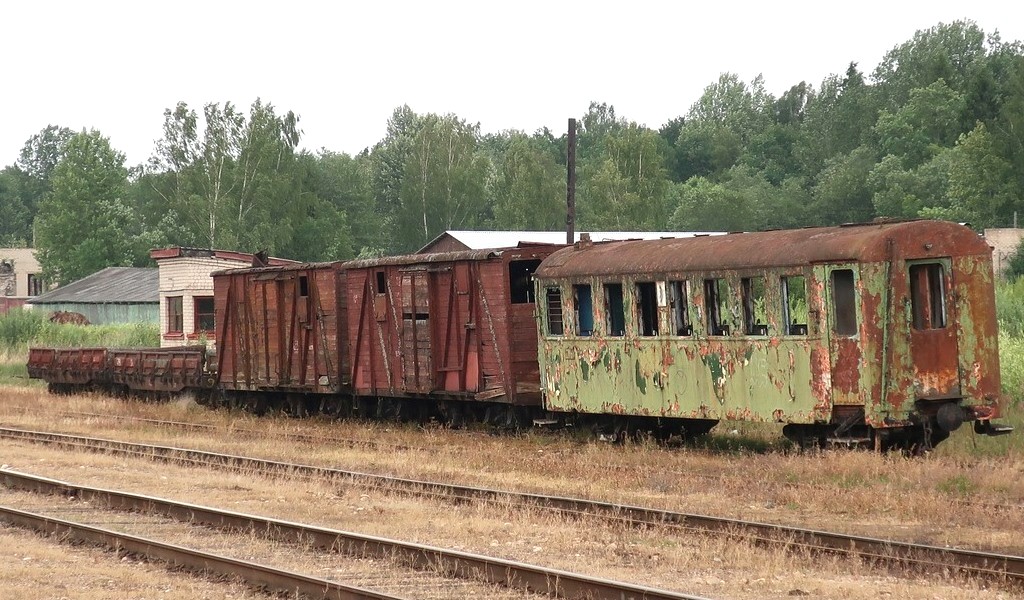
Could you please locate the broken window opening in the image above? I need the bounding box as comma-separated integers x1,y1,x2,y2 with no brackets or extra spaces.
299,275,309,297
669,280,692,336
704,278,730,336
604,283,625,336
375,271,386,295
910,263,947,330
509,259,541,304
831,269,857,336
742,276,768,336
573,284,593,336
636,281,658,336
781,275,808,335
194,296,215,333
546,287,564,335
27,274,44,297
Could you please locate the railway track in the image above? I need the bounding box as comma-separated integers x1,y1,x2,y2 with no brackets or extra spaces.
29,410,1024,515
1,424,1022,586
0,468,708,600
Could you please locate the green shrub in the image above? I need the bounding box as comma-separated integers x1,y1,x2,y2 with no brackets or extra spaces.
0,309,45,348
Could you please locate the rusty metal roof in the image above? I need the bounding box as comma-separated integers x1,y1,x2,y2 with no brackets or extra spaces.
535,221,991,279
417,230,722,253
28,267,158,304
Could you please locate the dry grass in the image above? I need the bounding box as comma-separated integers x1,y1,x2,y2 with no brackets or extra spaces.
1,385,1023,599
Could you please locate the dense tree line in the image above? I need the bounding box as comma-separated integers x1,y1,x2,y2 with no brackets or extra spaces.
2,21,1023,284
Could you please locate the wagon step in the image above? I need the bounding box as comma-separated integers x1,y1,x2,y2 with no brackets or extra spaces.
532,418,561,428
975,420,1014,436
826,436,872,448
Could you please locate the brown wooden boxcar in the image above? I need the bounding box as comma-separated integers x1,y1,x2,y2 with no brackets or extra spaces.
344,244,562,423
213,262,349,403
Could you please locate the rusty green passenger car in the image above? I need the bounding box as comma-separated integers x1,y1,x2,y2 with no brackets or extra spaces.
533,220,1012,450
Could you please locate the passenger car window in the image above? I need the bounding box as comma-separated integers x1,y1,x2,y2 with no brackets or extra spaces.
742,277,768,336
636,282,658,336
781,276,808,335
909,263,947,330
831,269,857,336
546,287,563,335
573,284,593,336
669,280,692,336
704,278,730,336
604,283,625,336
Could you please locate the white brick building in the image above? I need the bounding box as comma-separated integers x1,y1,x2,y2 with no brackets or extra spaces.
150,248,297,348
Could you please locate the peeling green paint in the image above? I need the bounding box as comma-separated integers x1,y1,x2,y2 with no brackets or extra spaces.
580,358,590,381
634,359,647,394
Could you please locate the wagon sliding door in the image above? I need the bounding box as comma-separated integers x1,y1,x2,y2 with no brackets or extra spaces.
400,270,432,393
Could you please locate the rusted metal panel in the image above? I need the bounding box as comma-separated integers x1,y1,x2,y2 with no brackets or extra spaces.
536,220,1005,430
26,347,108,385
213,263,346,394
110,346,208,392
535,220,993,279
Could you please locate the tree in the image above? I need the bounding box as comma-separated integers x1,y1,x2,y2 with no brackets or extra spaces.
0,167,32,245
580,123,672,230
487,131,565,230
148,99,302,253
395,113,489,251
34,130,140,284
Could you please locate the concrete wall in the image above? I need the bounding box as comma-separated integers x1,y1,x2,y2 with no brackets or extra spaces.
984,228,1024,278
0,248,43,298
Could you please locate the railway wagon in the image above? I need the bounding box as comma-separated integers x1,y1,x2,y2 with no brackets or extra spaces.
27,346,210,396
343,244,562,425
534,220,1011,450
213,262,348,412
109,346,210,394
27,347,108,393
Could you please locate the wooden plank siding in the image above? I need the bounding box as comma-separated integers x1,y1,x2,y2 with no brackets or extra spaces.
214,263,347,394
346,245,562,406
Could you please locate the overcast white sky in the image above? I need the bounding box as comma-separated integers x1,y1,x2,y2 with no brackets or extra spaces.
2,1,1022,168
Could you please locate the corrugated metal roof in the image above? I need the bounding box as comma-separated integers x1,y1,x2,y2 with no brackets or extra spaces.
418,230,722,252
28,267,158,304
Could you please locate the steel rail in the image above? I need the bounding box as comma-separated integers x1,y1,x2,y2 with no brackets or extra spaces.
0,503,400,600
0,468,709,600
32,410,1024,515
3,425,1022,584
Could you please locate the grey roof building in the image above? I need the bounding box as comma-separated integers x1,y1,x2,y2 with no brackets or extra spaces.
27,267,159,325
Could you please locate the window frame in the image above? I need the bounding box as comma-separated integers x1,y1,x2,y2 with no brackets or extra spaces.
781,275,808,336
830,268,858,337
668,280,692,337
167,296,184,335
193,296,215,334
909,261,948,330
545,286,564,336
704,278,730,336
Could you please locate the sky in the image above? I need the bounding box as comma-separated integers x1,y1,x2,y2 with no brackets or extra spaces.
2,1,1022,168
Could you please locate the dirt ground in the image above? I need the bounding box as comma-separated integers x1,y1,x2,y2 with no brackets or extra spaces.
0,385,1021,599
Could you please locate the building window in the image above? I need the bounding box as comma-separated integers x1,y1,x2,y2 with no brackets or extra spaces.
194,296,215,333
27,274,44,297
167,296,183,334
